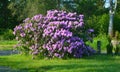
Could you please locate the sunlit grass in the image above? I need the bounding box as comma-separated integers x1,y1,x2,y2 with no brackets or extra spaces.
0,40,17,50
0,40,17,45
0,45,14,50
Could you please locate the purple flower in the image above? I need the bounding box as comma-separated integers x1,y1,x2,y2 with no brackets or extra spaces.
24,23,32,29
23,18,30,22
88,29,94,33
79,14,84,19
32,50,39,55
54,53,60,57
32,14,43,22
20,33,26,37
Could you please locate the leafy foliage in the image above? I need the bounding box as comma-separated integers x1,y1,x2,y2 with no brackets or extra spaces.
0,29,15,40
8,0,57,22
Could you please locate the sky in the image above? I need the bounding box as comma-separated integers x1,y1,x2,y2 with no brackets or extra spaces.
104,0,117,8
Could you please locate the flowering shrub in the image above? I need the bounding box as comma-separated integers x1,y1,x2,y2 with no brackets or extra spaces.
13,10,95,59
13,14,45,55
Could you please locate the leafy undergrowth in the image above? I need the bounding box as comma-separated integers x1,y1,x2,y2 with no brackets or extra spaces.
0,54,120,72
86,34,108,52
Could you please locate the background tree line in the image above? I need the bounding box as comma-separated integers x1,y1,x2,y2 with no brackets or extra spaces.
0,0,120,36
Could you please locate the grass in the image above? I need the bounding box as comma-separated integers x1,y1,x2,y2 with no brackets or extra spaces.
0,40,17,50
0,54,120,72
0,40,17,45
0,38,119,72
0,45,14,50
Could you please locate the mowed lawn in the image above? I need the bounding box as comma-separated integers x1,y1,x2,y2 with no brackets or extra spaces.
0,40,120,72
0,54,120,72
0,40,17,50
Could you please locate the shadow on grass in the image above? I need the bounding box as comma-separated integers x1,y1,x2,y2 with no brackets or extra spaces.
83,54,120,61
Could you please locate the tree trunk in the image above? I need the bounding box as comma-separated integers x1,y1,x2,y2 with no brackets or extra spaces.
108,13,114,37
108,0,114,37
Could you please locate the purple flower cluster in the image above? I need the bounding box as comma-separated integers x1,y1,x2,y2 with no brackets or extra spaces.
46,10,84,29
13,14,45,55
13,10,95,58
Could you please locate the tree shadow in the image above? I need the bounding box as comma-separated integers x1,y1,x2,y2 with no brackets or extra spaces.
83,54,119,61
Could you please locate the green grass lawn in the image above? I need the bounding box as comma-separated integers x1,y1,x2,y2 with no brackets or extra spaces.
0,40,17,45
0,40,17,50
0,40,120,72
0,54,120,72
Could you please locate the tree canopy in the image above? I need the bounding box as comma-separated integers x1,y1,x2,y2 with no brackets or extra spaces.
0,0,120,35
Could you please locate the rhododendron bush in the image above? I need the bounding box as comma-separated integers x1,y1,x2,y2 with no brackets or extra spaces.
13,10,95,59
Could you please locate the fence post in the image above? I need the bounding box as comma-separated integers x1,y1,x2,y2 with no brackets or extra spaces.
97,41,101,54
